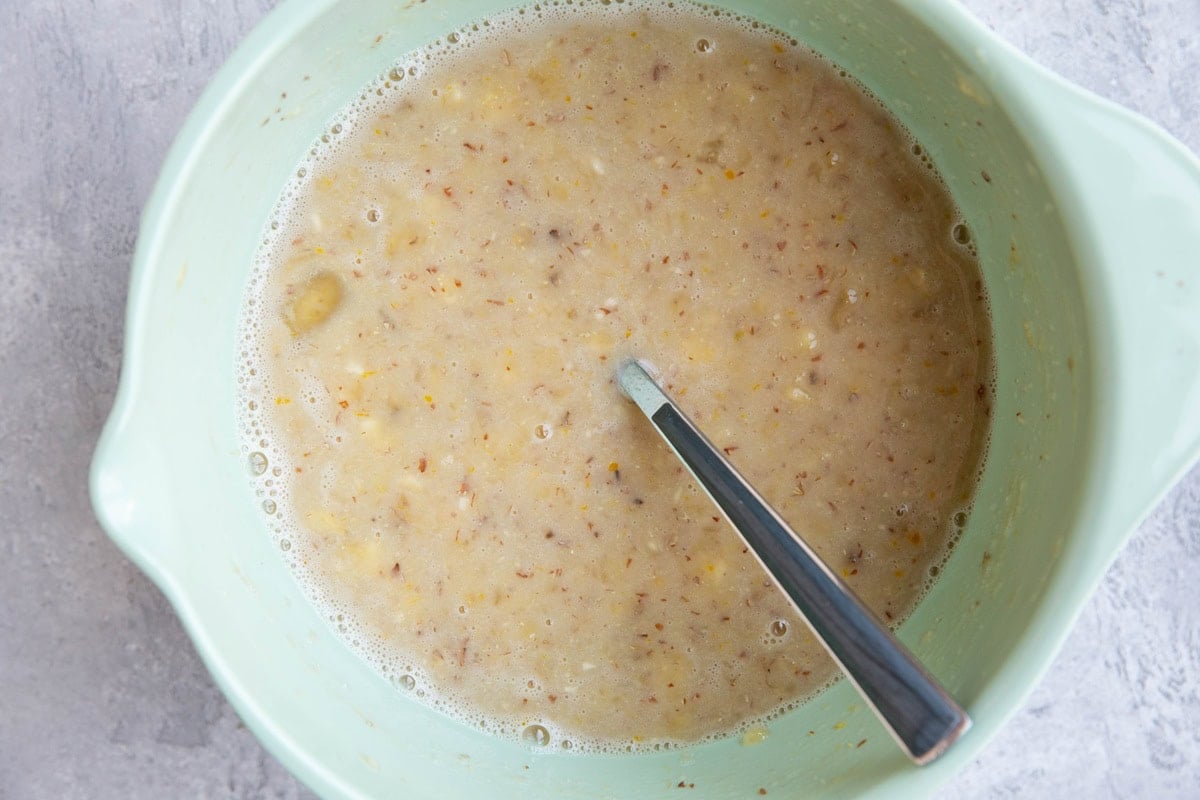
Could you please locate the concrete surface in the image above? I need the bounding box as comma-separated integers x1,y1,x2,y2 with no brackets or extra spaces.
1,0,1197,797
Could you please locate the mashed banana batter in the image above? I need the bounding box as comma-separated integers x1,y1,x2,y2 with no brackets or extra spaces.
240,0,991,749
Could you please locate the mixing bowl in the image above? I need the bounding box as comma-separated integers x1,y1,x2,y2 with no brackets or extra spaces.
90,0,1200,796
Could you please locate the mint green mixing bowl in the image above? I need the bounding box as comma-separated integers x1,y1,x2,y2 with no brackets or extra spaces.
90,0,1200,796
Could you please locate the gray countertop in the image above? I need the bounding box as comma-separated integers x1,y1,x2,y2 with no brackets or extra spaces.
1,0,1197,797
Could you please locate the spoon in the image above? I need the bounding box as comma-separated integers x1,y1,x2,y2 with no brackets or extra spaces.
616,359,970,765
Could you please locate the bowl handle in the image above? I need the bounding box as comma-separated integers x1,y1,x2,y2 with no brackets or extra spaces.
90,399,180,580
1010,60,1200,530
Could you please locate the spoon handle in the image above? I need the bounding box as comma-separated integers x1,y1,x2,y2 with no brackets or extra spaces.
617,360,970,765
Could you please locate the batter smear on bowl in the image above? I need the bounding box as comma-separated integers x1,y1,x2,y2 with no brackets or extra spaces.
238,0,992,751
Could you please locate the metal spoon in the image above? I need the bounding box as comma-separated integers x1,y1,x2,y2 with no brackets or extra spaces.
616,359,970,765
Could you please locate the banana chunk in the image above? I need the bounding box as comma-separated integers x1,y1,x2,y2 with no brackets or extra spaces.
286,271,343,334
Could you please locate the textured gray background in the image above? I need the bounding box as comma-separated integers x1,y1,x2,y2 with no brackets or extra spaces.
1,0,1197,797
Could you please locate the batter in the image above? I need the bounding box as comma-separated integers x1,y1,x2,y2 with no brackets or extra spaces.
239,0,991,749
